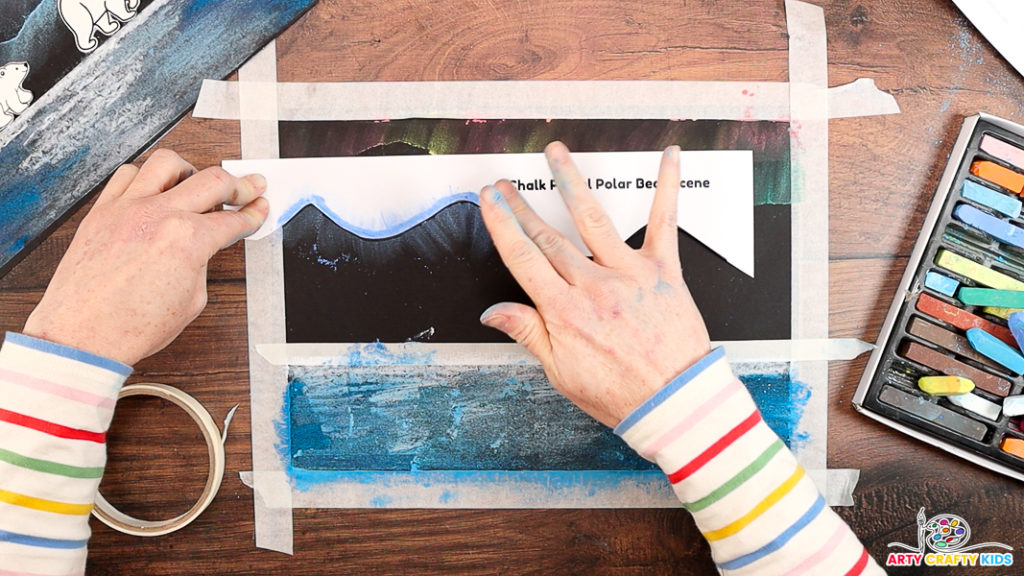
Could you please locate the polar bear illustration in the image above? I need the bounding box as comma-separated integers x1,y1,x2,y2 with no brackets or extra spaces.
58,0,140,53
0,62,33,131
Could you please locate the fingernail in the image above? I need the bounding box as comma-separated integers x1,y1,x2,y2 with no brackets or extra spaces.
252,196,270,218
246,173,267,192
482,185,503,204
479,304,506,329
665,145,679,158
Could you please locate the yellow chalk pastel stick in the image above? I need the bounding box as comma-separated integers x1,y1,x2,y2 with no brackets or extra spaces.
935,249,1024,290
918,375,975,396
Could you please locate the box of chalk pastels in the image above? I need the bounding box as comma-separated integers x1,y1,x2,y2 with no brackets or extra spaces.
854,113,1024,481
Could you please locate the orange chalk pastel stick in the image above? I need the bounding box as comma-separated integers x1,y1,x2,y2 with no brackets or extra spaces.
971,160,1024,194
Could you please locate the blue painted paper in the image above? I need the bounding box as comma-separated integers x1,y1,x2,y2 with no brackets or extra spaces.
282,360,811,492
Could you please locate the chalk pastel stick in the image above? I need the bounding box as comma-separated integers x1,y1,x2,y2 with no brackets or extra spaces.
962,180,1022,218
971,160,1024,194
947,392,1002,421
918,375,975,395
966,327,1024,374
958,287,1024,308
1000,436,1024,459
925,270,960,297
916,293,1016,347
981,306,1024,320
934,249,1024,291
981,135,1024,172
1003,395,1024,417
1009,311,1024,353
900,340,1012,397
953,204,1024,249
907,317,1003,370
879,385,988,441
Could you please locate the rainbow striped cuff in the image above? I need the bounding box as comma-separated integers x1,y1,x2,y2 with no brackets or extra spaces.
615,348,881,575
0,332,130,575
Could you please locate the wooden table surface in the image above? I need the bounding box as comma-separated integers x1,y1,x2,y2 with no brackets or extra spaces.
3,0,1024,574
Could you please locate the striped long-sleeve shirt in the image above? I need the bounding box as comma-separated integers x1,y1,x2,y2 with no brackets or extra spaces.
615,347,884,574
0,332,130,576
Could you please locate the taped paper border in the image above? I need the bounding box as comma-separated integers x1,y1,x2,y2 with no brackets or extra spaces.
235,0,898,553
195,77,896,122
253,339,874,367
785,0,831,508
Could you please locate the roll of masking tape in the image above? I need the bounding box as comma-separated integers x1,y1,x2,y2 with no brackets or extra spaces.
92,383,228,537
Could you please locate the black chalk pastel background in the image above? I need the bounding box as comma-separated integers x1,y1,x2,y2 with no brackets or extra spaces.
280,119,792,344
276,118,800,476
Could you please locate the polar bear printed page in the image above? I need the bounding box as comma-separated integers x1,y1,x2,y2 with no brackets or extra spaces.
0,0,317,276
0,0,144,133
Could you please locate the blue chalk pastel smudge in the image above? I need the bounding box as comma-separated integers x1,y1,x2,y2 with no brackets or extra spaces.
277,192,481,240
925,270,959,297
963,180,1022,218
742,372,811,450
953,203,1024,250
279,363,812,499
966,327,1024,374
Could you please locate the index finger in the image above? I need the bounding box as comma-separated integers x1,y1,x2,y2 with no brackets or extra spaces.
196,196,270,256
545,142,634,266
641,146,682,266
479,184,567,301
162,166,266,214
123,149,196,198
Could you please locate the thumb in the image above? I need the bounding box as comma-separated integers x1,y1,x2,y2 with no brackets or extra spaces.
202,196,270,254
480,302,554,366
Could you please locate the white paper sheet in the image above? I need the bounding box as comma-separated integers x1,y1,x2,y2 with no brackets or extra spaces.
953,0,1024,79
225,150,756,277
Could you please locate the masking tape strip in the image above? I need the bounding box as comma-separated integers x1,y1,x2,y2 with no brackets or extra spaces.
92,383,226,536
238,42,296,555
193,78,898,122
239,41,280,160
237,467,861,509
808,469,861,507
786,0,830,488
252,338,873,367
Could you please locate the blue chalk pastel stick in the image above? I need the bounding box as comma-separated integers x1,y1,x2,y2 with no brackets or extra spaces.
1009,311,1024,353
924,270,960,297
963,180,1023,218
954,203,1024,249
966,327,1024,374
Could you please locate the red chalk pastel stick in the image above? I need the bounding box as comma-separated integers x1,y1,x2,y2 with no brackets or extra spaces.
915,293,1016,347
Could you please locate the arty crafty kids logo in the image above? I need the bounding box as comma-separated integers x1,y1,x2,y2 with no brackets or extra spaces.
886,508,1013,567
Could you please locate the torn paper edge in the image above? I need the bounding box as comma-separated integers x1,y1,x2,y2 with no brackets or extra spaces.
195,78,897,122
786,0,830,495
238,0,888,552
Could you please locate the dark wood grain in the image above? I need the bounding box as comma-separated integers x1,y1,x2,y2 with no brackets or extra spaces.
3,0,1024,573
